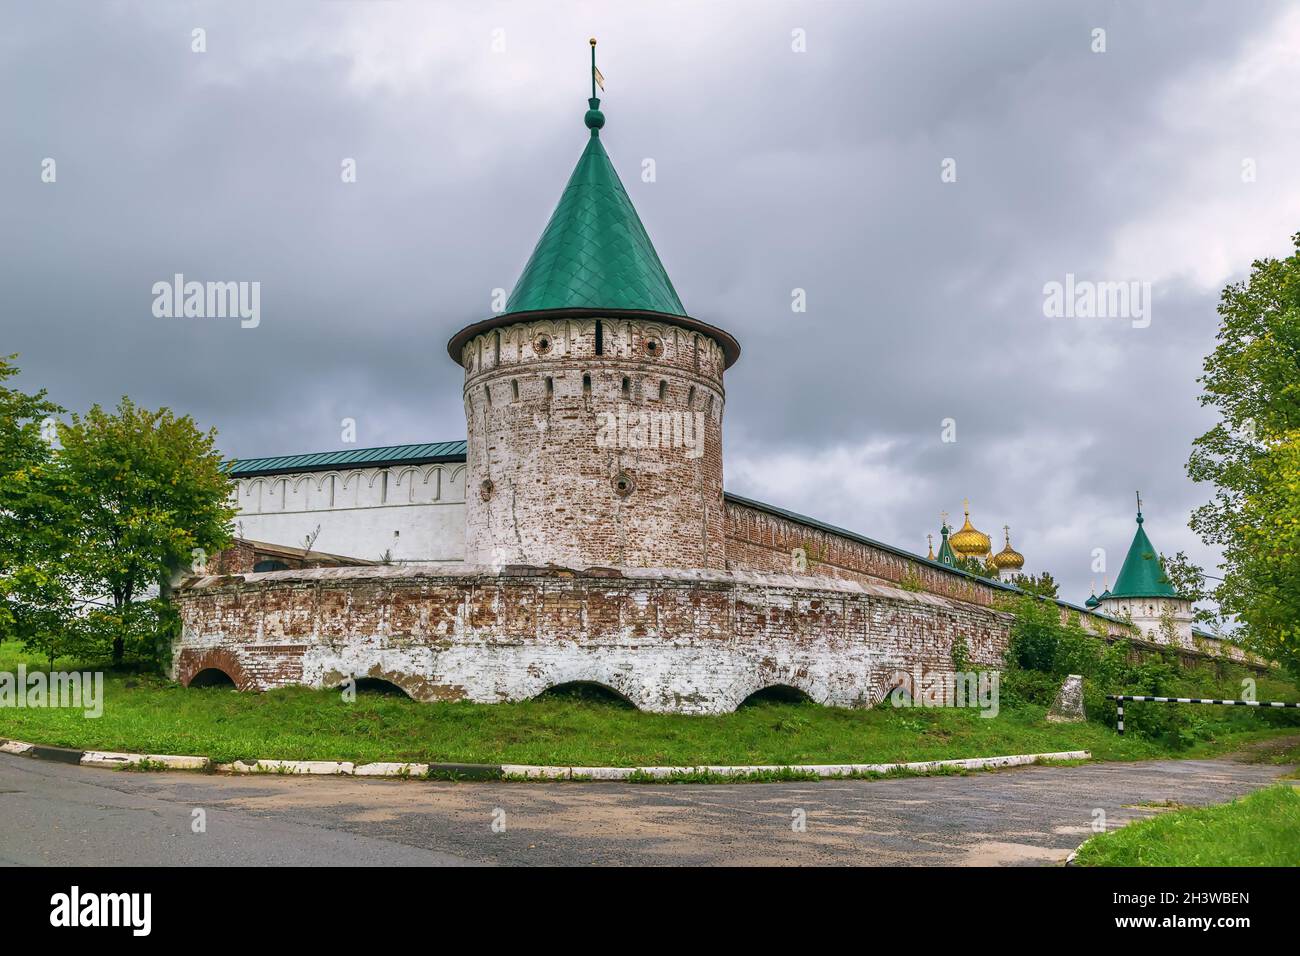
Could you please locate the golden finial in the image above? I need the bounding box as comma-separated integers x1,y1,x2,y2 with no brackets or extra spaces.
963,497,970,516
590,37,597,46
926,533,935,560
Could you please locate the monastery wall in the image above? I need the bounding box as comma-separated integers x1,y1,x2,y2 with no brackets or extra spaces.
172,564,1012,714
724,497,1005,607
232,464,467,564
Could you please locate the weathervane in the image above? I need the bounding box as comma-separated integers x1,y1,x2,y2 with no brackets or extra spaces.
585,38,606,134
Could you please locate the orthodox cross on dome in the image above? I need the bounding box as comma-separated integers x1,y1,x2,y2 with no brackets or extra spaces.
963,497,971,516
1136,490,1144,523
1003,524,1011,544
940,510,949,530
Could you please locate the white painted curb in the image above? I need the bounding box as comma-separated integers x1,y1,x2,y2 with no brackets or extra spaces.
503,750,1091,781
355,762,431,777
80,751,210,771
221,759,356,775
3,738,1090,783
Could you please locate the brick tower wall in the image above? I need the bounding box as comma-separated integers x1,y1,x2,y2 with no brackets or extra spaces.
459,316,727,569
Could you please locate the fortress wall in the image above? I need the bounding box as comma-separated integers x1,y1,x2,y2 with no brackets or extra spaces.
172,565,1013,714
724,498,1004,607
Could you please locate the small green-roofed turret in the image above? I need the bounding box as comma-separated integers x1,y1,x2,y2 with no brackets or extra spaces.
1108,497,1179,599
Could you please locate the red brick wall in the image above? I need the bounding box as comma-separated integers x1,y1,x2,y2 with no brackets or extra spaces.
460,317,728,569
172,565,1013,714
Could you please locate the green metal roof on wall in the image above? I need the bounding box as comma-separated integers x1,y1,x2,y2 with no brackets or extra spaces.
228,441,467,477
1109,511,1179,599
504,112,687,317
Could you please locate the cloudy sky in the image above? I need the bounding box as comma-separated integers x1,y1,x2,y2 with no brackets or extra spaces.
4,0,1299,607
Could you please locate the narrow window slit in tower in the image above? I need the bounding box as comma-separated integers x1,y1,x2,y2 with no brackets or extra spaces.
621,377,630,399
512,379,520,401
595,320,604,355
658,380,668,402
546,377,554,400
687,385,695,409
583,373,591,398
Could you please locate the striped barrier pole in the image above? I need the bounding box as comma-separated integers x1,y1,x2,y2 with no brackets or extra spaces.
1103,694,1300,736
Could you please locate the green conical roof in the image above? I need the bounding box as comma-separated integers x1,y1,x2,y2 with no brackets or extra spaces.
1109,511,1178,599
504,109,686,317
935,525,959,568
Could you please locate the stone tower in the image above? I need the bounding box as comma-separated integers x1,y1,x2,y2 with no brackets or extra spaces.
1096,500,1194,646
447,67,740,570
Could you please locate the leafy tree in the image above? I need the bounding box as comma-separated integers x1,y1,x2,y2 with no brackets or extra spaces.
0,356,77,660
56,397,236,667
1012,571,1059,599
1187,232,1300,676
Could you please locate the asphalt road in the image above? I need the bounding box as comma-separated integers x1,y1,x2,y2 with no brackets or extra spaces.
0,751,1291,866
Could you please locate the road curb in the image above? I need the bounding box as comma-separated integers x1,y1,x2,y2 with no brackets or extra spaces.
1,738,1089,783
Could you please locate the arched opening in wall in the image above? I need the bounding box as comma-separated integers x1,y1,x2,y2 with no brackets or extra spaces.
346,677,413,699
188,668,237,689
534,681,636,709
738,684,814,707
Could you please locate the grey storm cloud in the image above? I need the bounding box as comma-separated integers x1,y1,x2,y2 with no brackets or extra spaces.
3,0,1298,609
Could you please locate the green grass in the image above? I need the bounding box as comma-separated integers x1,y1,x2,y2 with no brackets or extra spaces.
1074,784,1300,866
1,641,1297,768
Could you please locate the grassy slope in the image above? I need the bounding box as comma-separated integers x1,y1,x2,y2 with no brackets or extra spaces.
1,643,1297,767
1074,784,1300,866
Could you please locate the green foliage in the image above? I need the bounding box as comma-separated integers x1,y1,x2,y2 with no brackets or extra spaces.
0,356,77,660
1002,594,1300,747
53,396,235,667
0,358,234,670
1012,571,1059,598
1187,232,1300,676
950,634,971,673
1074,784,1300,866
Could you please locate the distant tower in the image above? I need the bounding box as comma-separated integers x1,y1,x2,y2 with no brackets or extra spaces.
933,513,959,568
990,525,1025,582
1095,494,1193,645
447,41,740,569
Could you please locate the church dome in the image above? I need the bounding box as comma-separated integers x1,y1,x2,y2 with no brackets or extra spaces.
990,526,1025,571
949,502,991,558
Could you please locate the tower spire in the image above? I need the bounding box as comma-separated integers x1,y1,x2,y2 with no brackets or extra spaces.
585,38,605,134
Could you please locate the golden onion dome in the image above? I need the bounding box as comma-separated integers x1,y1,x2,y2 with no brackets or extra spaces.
949,501,991,557
991,525,1025,571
